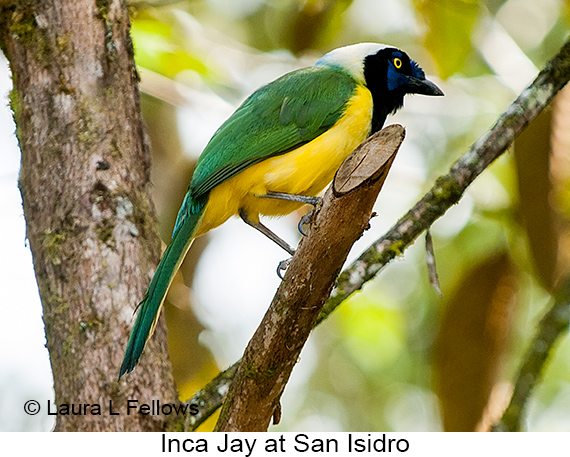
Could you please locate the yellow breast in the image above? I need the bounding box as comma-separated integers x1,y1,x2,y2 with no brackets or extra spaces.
195,84,373,236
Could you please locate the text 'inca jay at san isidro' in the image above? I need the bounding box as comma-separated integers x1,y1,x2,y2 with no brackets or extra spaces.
119,43,443,378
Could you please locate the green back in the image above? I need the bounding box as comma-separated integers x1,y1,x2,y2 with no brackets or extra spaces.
173,65,357,235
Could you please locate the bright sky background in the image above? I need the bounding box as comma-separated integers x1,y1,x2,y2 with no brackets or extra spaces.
0,57,55,431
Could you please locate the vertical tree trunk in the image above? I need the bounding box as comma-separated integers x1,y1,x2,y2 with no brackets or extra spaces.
0,0,179,431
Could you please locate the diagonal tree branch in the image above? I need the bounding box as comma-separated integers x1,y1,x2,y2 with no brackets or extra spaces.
183,37,570,431
318,37,570,323
214,125,406,431
492,275,570,432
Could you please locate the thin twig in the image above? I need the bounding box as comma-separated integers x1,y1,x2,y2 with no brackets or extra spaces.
425,230,443,297
492,276,570,431
184,362,238,431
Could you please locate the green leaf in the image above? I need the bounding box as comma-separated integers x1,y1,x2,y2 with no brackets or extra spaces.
131,16,208,78
414,0,481,78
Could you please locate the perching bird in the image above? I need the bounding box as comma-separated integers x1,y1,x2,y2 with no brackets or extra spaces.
119,43,443,377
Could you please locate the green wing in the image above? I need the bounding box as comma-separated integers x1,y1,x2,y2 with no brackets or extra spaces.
173,65,357,234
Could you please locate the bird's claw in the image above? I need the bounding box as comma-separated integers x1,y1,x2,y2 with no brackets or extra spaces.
297,197,322,237
297,211,313,237
277,258,292,279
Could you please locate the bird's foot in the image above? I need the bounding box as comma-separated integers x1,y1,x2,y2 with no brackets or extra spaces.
297,197,322,237
297,210,313,237
277,257,292,279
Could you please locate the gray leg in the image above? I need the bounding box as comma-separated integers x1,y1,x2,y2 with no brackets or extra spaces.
262,191,321,237
239,210,295,256
262,191,321,207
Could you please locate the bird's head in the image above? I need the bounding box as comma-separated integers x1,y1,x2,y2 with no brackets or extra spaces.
317,43,443,130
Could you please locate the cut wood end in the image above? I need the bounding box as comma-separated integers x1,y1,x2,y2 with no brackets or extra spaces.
333,124,406,197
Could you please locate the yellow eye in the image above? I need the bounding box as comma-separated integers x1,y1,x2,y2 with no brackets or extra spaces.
394,57,402,69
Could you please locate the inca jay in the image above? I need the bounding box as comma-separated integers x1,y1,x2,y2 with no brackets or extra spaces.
119,43,443,377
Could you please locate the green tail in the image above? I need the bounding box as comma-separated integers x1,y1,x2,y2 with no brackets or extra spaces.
119,203,205,378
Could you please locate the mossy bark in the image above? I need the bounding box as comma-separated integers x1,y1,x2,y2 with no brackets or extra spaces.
0,0,179,431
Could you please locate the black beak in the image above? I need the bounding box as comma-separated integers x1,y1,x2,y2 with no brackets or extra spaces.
406,76,444,96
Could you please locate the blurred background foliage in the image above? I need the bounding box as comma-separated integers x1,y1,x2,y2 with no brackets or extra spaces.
2,0,570,432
